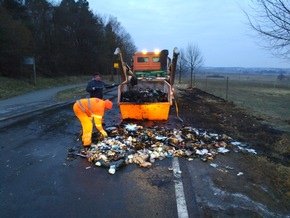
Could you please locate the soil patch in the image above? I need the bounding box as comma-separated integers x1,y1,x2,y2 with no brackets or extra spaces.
176,87,290,164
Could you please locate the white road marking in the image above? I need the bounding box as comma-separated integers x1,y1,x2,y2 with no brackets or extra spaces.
173,157,189,218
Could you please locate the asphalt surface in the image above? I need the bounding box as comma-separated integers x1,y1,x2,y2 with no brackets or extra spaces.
0,99,179,218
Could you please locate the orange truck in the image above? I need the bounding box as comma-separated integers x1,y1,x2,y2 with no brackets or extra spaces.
114,47,179,120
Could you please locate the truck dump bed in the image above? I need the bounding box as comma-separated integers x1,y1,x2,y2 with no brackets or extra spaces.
118,80,172,120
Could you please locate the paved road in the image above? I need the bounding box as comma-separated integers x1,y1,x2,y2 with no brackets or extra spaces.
0,95,179,218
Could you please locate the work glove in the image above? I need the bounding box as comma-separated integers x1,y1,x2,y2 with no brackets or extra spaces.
100,130,108,138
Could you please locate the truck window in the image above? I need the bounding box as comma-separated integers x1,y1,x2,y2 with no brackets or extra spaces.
137,57,149,63
152,57,160,62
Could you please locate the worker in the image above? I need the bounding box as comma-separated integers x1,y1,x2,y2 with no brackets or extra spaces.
86,73,112,99
73,98,113,148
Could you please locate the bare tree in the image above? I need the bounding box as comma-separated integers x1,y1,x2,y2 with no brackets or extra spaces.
177,48,186,84
185,43,203,88
246,0,290,58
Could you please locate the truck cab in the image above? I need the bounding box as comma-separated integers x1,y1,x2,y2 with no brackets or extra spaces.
132,50,170,79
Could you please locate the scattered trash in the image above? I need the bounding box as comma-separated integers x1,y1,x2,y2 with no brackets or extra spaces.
217,147,230,153
121,89,168,103
73,123,255,175
244,148,257,155
108,165,116,174
237,172,244,176
231,141,242,146
125,124,138,131
210,163,218,168
225,165,234,170
196,149,209,155
237,146,257,155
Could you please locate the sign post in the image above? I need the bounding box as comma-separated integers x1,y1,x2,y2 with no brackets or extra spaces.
23,57,36,85
113,62,120,83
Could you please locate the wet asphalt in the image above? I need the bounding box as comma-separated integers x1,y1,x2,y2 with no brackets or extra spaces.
0,87,289,217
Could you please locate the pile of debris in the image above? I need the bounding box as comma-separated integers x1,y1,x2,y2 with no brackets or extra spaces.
73,123,255,175
120,88,168,103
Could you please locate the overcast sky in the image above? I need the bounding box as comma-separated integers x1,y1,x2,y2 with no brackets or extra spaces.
87,0,290,68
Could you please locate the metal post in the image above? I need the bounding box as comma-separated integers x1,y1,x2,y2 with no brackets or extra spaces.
33,62,36,86
226,76,229,101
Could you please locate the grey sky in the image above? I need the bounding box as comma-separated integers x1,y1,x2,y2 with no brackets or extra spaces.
88,0,290,68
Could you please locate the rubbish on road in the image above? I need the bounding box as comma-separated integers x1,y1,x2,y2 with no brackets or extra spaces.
239,147,257,155
237,172,244,176
108,165,116,174
217,147,230,153
210,163,218,168
121,88,168,103
72,123,255,175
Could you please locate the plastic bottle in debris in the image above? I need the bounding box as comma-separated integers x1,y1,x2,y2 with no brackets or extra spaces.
108,165,116,174
108,159,125,175
95,159,109,168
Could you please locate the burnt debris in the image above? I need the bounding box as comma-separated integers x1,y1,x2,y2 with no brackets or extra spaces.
121,88,168,103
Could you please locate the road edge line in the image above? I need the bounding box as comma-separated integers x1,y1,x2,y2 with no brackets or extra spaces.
173,157,189,218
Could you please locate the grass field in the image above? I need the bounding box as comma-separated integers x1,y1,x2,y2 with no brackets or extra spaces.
180,73,290,132
0,74,116,100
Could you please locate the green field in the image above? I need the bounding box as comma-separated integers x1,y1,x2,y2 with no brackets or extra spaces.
178,73,290,132
0,75,116,100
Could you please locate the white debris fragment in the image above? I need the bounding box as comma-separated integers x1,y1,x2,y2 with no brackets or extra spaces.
245,148,257,155
237,172,244,176
85,166,91,170
155,136,167,141
217,147,230,153
196,149,208,155
193,128,199,136
225,165,234,170
231,141,247,147
108,165,116,174
209,133,219,140
238,146,257,155
231,141,241,146
95,161,101,166
210,163,218,168
125,124,138,131
175,170,182,174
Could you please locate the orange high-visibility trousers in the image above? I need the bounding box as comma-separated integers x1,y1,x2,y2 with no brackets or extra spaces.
73,98,111,146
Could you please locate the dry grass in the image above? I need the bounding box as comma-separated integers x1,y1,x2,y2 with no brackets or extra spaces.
177,73,290,132
0,74,116,100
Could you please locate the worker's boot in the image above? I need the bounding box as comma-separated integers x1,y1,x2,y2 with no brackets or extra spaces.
81,144,91,155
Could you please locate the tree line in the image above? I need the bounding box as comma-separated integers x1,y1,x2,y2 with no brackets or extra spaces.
0,0,137,78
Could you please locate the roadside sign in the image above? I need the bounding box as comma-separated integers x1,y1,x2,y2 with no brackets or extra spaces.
23,57,35,65
23,57,36,85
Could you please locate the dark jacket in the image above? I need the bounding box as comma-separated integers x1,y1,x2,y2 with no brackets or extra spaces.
86,80,107,99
